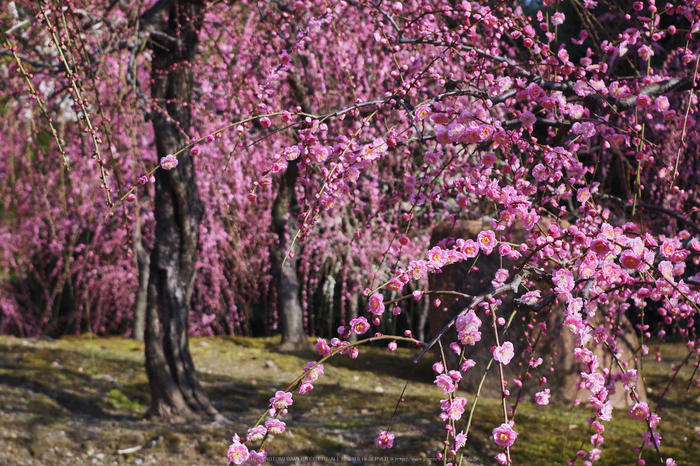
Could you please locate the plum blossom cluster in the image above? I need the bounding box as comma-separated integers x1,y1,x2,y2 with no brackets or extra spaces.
223,0,697,461
3,0,699,465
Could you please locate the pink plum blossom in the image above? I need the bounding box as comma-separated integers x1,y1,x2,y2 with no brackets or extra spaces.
303,361,324,382
299,382,314,394
227,435,249,465
461,359,476,371
477,230,497,254
535,388,551,405
269,391,293,417
377,431,395,449
519,111,536,128
316,338,332,357
160,154,178,170
265,419,286,434
440,396,468,421
492,423,518,447
434,374,456,394
246,426,267,442
245,449,267,466
349,316,370,335
629,402,650,420
493,342,514,365
368,292,385,315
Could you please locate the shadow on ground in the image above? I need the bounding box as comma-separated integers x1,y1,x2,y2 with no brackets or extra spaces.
1,335,698,466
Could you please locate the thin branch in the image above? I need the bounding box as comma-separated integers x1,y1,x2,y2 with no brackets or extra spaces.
413,275,524,364
597,193,700,235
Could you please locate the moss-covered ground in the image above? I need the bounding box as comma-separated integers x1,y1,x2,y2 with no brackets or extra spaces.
0,335,698,465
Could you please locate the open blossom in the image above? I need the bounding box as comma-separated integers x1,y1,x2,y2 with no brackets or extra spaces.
453,430,468,451
227,435,249,465
660,238,680,258
629,402,650,420
434,373,456,394
456,310,481,333
440,396,468,421
590,237,611,256
492,268,509,287
269,391,293,416
658,260,674,279
520,290,541,305
643,432,661,448
415,104,431,120
349,316,370,334
477,230,497,254
519,111,536,128
552,269,575,293
377,431,395,449
246,426,267,442
492,423,518,447
493,341,514,365
457,310,482,346
426,246,448,267
160,154,178,170
460,239,479,258
461,359,476,371
459,327,481,346
655,95,670,112
265,419,286,434
316,338,332,357
299,381,314,394
620,249,642,270
408,260,428,280
368,292,385,315
387,278,403,292
597,400,613,421
303,361,324,382
245,449,267,466
636,94,652,108
535,388,551,405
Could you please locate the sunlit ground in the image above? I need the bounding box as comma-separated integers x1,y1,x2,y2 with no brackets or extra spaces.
0,335,698,465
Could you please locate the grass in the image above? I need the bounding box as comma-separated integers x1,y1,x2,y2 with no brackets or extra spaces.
0,335,698,465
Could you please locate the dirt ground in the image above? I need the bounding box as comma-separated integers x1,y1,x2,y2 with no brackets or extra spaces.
1,334,698,465
0,335,454,466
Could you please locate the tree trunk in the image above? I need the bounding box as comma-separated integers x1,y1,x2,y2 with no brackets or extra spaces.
269,74,313,351
347,290,358,344
132,220,149,341
271,163,310,351
143,0,221,422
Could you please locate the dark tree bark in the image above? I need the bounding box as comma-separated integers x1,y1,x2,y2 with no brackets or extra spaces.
132,219,149,341
142,0,221,422
268,75,312,351
270,162,310,351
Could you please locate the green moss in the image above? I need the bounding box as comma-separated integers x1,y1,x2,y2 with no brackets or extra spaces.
198,439,228,456
2,335,700,465
105,389,144,411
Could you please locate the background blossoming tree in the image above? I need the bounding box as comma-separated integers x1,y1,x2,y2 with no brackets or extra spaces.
1,0,699,464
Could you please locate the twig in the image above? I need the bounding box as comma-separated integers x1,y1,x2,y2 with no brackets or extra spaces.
413,276,523,364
